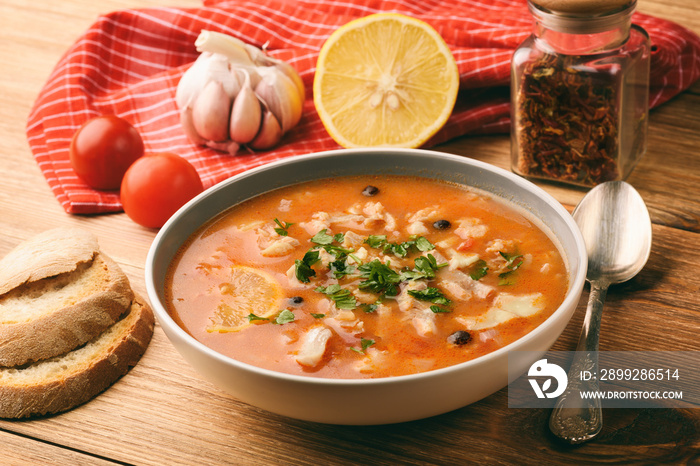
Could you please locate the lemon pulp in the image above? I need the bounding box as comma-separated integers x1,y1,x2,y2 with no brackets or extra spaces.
313,13,460,148
207,265,283,332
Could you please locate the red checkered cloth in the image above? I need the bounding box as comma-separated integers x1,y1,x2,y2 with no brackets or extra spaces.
26,0,700,215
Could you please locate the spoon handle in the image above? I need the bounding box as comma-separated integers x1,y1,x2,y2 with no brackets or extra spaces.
549,282,608,444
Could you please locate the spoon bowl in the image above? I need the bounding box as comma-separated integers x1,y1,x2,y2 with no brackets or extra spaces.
549,181,652,444
576,182,652,284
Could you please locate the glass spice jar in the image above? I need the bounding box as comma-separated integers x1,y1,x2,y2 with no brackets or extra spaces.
510,0,650,187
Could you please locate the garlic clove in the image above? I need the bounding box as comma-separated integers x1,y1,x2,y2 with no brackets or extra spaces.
192,80,231,142
177,52,241,109
219,60,243,100
180,106,207,145
206,53,243,99
249,110,283,150
276,60,306,103
242,48,305,105
229,73,262,144
176,52,210,109
238,66,261,92
255,67,303,133
279,69,304,130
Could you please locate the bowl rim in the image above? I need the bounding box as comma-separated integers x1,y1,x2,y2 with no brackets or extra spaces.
145,147,587,386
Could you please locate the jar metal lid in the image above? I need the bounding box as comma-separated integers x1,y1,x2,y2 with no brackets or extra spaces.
530,0,634,16
529,0,636,33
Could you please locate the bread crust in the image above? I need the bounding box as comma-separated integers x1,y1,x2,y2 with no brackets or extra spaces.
0,294,155,419
0,253,134,367
0,227,99,295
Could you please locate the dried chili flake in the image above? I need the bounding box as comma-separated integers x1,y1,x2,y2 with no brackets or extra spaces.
515,53,622,186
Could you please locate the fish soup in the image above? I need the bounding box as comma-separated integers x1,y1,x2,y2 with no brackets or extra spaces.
165,175,569,379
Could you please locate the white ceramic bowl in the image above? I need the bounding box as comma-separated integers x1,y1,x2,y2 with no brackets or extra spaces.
145,148,587,425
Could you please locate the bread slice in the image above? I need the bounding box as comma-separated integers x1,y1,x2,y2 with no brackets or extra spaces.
0,228,133,367
0,294,155,419
0,228,99,296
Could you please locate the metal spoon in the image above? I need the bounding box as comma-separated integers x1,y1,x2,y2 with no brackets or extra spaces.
549,181,652,444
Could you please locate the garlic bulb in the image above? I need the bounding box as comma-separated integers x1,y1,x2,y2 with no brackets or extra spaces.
176,30,305,155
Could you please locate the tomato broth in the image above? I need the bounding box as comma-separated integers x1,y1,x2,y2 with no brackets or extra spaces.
165,175,569,379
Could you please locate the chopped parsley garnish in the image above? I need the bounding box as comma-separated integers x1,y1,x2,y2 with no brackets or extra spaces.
414,236,435,252
401,253,446,281
469,259,489,281
315,284,357,309
407,287,451,305
247,313,269,322
247,310,295,325
358,259,402,296
329,258,354,279
273,218,293,236
364,235,434,258
498,251,525,285
430,305,451,313
274,309,295,324
310,313,326,319
500,251,524,267
364,235,387,249
311,229,347,249
360,303,378,313
322,243,354,259
348,253,362,265
297,229,451,313
294,250,320,283
309,229,356,278
311,229,334,245
351,338,376,354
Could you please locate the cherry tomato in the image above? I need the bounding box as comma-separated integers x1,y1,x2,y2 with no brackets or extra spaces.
69,115,145,190
120,152,204,229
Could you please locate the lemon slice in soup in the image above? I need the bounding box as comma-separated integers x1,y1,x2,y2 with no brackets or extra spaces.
207,265,283,332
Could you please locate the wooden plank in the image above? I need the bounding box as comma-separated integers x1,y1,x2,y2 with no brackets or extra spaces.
0,430,115,466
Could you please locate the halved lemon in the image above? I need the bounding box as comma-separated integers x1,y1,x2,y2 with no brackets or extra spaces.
207,265,283,332
313,13,459,148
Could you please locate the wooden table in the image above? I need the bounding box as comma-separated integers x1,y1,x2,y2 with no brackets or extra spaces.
1,0,698,464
